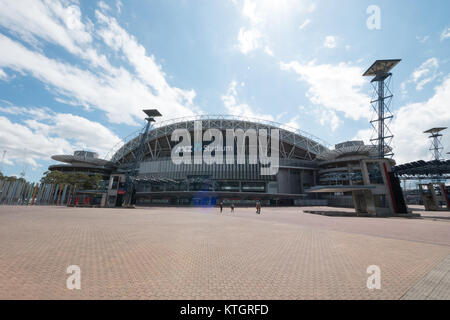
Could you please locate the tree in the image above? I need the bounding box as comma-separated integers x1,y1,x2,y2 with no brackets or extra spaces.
40,171,103,190
40,171,67,185
0,174,25,183
85,174,102,190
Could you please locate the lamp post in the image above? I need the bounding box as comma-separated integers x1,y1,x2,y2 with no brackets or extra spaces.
122,109,162,208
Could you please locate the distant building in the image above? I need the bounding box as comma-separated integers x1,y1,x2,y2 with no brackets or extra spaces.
49,150,115,180
317,141,383,186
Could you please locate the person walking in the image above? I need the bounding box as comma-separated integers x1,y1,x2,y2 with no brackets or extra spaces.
230,203,235,213
219,201,223,213
256,201,261,214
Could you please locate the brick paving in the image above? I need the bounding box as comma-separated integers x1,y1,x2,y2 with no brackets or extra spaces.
401,254,450,300
0,205,449,300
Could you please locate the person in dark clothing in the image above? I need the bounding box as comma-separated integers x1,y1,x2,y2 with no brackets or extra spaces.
256,201,261,214
219,201,223,213
230,203,235,213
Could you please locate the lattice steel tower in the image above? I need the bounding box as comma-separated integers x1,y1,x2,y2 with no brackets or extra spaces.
424,127,447,161
363,59,401,159
122,109,162,208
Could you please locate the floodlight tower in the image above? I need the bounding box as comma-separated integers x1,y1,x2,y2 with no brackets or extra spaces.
363,59,401,159
122,109,162,208
424,127,447,161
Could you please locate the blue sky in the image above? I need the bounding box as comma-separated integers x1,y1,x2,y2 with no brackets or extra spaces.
0,0,449,182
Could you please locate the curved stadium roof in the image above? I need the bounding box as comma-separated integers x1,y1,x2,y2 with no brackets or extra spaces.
317,145,380,161
316,141,395,162
51,154,115,167
108,115,330,165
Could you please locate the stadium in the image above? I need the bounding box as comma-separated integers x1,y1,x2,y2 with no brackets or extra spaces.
45,112,442,215
106,115,329,207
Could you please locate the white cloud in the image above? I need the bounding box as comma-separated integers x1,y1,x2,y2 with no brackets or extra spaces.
264,45,274,56
0,0,109,68
296,104,341,132
299,19,311,30
307,3,316,13
95,10,197,106
440,26,450,41
221,80,304,131
51,113,122,153
242,0,261,25
0,1,198,126
402,58,441,93
237,27,261,54
281,115,301,131
356,76,450,164
0,105,122,168
0,102,52,120
0,115,70,168
416,35,429,43
235,0,264,54
323,35,337,48
353,128,371,146
412,58,440,90
0,33,133,124
280,60,371,128
221,81,274,121
0,68,8,81
116,0,123,14
317,109,341,132
234,0,314,54
98,1,111,12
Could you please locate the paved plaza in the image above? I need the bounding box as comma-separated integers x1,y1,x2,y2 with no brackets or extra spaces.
0,205,449,300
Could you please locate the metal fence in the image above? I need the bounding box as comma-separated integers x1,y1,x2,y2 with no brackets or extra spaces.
0,179,74,206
